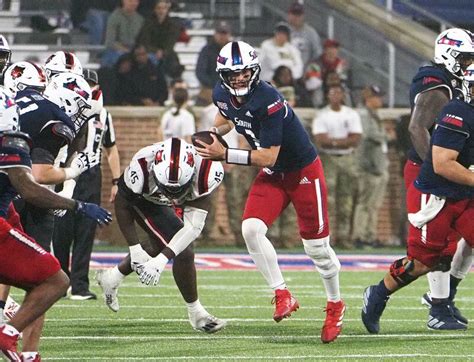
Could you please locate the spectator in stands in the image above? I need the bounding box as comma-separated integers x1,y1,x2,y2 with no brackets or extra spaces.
195,21,232,106
259,22,303,82
79,0,118,45
312,84,362,248
304,39,350,107
136,0,184,79
272,65,296,106
115,45,168,105
287,1,323,69
102,0,144,67
352,85,389,248
160,87,196,143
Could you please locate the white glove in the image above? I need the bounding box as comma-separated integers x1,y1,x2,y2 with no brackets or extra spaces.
129,244,152,273
64,151,100,180
53,179,77,217
138,254,169,286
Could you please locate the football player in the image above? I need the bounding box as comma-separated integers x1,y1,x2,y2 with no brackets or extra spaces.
0,87,111,361
0,35,11,78
96,137,226,333
362,64,474,334
195,41,344,343
53,69,121,301
403,28,474,328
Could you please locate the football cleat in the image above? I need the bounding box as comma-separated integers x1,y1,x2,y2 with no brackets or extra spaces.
361,285,389,334
70,292,97,301
272,289,299,322
0,325,21,361
20,352,41,361
421,292,468,325
3,297,20,321
95,269,119,312
321,300,345,343
189,313,227,334
427,301,467,330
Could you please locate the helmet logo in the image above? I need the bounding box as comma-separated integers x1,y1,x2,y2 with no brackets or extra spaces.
437,34,463,47
10,65,25,79
63,79,89,99
217,55,228,65
155,149,164,163
186,151,194,167
249,50,258,60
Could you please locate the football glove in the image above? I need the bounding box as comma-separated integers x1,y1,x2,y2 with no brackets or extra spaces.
138,254,169,286
64,151,100,180
75,201,112,225
129,244,152,273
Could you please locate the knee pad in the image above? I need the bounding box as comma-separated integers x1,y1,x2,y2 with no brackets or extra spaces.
303,236,341,279
389,257,418,286
242,218,268,253
433,255,452,272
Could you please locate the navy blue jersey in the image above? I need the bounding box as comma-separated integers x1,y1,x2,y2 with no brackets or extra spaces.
15,89,75,164
0,134,32,217
213,81,317,172
407,64,462,164
415,99,474,200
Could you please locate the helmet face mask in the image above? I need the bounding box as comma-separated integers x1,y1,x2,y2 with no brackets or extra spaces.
0,35,11,76
152,138,196,200
463,64,474,104
216,41,261,96
434,28,474,78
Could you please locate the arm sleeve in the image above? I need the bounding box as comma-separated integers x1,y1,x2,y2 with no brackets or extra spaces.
258,99,286,148
432,125,468,152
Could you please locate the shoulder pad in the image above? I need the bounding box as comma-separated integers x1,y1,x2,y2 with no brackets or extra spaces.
196,159,224,196
51,123,75,144
1,131,32,154
124,159,146,194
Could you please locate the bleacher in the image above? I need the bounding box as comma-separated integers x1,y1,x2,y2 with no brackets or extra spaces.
0,0,214,98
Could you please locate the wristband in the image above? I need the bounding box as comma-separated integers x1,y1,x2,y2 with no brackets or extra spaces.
112,178,120,185
226,148,251,165
64,167,76,180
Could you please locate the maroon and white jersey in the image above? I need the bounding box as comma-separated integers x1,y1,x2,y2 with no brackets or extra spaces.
123,142,224,205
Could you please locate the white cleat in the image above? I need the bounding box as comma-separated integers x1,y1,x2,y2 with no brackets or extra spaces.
3,296,20,321
95,269,120,312
189,312,227,334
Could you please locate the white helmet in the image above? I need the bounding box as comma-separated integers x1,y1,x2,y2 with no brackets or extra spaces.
0,35,11,75
44,51,83,79
0,86,19,133
43,72,92,133
3,61,47,96
434,28,474,78
152,138,197,199
216,41,261,96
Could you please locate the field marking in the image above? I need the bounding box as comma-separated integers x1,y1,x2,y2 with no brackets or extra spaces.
44,354,474,360
40,334,473,340
43,317,434,323
50,304,474,310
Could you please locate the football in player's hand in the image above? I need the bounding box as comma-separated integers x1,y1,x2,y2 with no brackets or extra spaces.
191,131,229,148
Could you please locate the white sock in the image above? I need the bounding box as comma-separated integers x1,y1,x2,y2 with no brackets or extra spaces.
242,218,286,290
428,271,450,299
322,274,341,302
20,352,39,361
186,299,207,316
451,238,473,280
110,266,126,285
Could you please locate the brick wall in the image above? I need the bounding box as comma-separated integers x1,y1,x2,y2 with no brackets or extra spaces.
97,107,410,246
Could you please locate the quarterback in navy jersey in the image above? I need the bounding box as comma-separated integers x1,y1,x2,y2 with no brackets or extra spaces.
195,40,344,343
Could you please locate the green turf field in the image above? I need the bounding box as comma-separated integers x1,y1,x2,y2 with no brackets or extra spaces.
12,269,474,361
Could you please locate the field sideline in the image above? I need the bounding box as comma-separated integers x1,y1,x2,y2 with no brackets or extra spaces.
11,253,474,361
